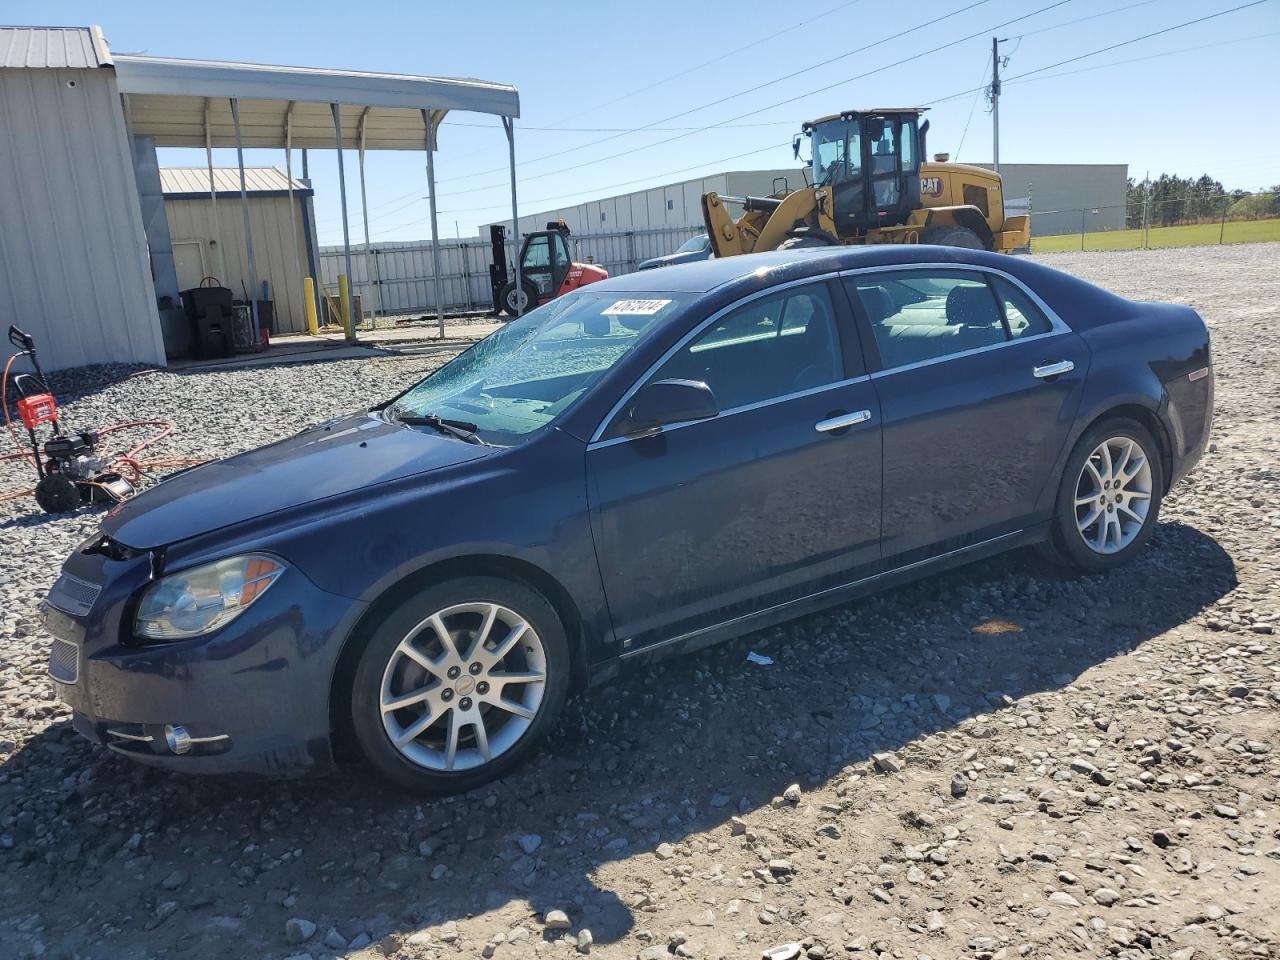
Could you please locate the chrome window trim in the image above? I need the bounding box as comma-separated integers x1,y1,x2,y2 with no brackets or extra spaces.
588,271,849,446
589,372,872,450
839,262,1074,379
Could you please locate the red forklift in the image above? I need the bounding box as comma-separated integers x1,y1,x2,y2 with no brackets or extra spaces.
489,221,608,317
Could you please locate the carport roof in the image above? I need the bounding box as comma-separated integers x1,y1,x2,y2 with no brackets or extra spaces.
114,54,519,150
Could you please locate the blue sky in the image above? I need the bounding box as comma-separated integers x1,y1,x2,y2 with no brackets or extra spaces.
10,1,1278,243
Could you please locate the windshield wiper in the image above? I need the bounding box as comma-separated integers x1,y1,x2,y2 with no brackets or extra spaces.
393,412,487,445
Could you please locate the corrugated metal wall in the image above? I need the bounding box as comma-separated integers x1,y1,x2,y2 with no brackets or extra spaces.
317,225,702,317
163,194,314,334
0,66,164,371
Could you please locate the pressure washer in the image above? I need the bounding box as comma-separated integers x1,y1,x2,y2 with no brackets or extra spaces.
3,328,201,514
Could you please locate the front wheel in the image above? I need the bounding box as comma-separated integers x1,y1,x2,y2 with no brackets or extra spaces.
349,576,570,794
1043,418,1164,573
498,280,540,318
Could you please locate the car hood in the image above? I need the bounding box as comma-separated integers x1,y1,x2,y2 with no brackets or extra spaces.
101,412,489,549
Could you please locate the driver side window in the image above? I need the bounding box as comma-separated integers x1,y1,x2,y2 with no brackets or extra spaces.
650,284,842,412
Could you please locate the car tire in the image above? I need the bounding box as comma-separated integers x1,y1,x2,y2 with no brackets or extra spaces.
350,576,570,795
498,279,540,318
1044,418,1164,574
919,225,986,250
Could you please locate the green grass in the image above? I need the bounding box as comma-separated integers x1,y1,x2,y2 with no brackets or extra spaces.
1030,217,1280,253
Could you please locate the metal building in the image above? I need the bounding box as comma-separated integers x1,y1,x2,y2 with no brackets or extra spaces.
980,163,1129,237
483,162,1129,272
160,168,320,334
0,24,520,370
0,26,166,371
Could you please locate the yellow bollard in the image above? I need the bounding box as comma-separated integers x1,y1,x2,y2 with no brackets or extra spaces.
337,274,352,341
303,277,318,335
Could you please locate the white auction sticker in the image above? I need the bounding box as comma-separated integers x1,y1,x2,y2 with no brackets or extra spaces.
602,299,672,316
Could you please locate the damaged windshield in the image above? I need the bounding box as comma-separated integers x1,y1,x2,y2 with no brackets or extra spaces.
386,290,690,445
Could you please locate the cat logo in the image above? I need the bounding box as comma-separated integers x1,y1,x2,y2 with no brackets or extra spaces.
920,176,944,198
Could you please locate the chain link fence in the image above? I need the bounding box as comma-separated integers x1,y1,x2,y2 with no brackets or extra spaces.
317,224,702,321
320,191,1279,319
1030,190,1280,252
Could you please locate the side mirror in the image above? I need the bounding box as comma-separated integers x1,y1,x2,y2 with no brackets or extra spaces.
623,379,718,435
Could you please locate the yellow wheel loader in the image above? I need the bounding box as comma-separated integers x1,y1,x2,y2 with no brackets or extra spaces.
702,109,1030,257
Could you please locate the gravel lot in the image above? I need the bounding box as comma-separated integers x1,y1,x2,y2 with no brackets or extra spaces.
1,245,1277,960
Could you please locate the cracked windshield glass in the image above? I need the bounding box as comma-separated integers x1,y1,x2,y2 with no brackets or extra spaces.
388,291,691,444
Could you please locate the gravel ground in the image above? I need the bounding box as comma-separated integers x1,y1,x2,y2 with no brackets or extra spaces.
1,244,1277,960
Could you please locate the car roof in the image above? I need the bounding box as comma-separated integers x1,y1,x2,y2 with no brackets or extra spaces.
593,245,1027,295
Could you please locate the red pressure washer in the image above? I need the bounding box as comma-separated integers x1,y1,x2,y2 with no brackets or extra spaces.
4,325,135,513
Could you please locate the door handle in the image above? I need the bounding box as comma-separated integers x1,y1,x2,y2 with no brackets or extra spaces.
1033,360,1074,379
815,410,872,433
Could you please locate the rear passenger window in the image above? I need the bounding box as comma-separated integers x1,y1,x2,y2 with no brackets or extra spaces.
652,284,841,410
847,271,1006,371
991,275,1053,339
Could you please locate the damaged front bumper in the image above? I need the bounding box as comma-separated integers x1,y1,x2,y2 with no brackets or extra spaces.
40,541,367,777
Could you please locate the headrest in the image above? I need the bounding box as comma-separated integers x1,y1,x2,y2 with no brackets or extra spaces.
859,286,894,325
582,314,610,337
945,285,1001,328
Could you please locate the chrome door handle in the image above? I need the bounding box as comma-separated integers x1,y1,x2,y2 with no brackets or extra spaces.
1033,360,1074,379
815,410,872,433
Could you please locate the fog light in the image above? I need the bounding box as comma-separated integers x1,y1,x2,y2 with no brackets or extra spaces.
164,724,192,755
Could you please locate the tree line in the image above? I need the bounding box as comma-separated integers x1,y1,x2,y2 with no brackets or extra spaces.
1125,174,1280,228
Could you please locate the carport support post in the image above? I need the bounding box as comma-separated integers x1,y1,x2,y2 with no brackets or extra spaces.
204,99,228,286
331,103,357,343
230,98,260,334
422,109,446,339
503,116,521,316
285,102,307,332
358,108,384,323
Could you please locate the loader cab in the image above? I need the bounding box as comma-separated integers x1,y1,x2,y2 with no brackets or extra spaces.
805,109,926,235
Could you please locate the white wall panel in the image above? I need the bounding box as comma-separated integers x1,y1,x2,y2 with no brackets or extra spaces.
0,66,163,370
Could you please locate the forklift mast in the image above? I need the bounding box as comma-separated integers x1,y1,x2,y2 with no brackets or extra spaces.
488,224,509,314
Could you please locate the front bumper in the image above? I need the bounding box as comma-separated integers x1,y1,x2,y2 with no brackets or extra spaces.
41,546,366,777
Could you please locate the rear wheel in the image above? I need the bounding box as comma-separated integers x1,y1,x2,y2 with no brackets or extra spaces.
1043,418,1164,573
498,279,540,318
920,224,986,250
350,576,570,794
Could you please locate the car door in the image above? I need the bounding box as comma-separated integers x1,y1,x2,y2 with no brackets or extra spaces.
585,279,882,651
844,266,1090,565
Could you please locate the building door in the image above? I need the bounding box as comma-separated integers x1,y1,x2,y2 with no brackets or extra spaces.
171,239,207,293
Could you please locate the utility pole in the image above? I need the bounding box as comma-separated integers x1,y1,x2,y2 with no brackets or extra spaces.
991,36,1003,172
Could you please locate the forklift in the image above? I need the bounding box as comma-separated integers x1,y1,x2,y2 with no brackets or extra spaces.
488,221,608,317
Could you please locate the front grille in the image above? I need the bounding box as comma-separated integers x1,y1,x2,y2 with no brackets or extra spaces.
45,573,102,616
48,638,79,684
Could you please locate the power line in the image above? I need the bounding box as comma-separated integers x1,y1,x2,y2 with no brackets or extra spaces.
326,1,871,223
925,0,1273,106
349,1,1273,240
381,0,1074,219
953,52,991,161
1012,0,1163,39
553,0,870,123
325,0,1006,229
428,0,998,188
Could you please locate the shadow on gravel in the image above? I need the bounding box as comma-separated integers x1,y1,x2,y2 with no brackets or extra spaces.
0,521,1235,958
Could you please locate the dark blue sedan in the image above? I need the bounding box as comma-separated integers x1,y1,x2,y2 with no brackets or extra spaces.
41,246,1213,794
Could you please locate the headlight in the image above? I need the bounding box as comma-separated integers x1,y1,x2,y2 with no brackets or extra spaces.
135,554,285,641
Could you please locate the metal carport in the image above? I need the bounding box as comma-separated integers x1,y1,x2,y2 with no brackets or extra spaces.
112,52,522,340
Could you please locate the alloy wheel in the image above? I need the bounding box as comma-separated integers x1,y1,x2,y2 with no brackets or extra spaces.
1074,435,1153,555
380,602,547,771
